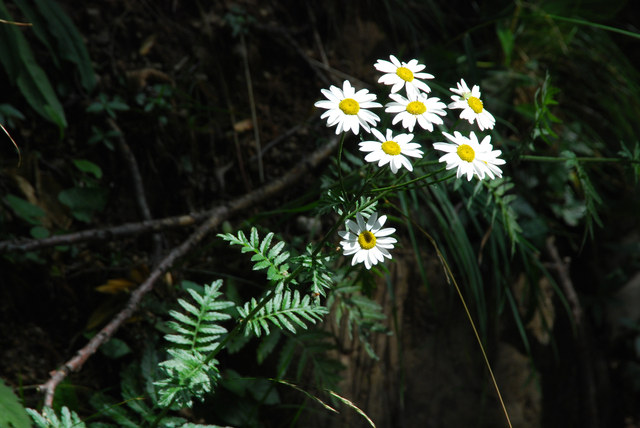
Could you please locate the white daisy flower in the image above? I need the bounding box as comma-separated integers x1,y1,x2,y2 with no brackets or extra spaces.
385,87,447,132
359,128,423,174
374,55,434,94
448,78,496,131
433,131,505,181
339,212,397,270
314,80,382,135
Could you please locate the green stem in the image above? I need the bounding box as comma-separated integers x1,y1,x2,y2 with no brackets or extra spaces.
337,133,348,205
520,155,640,163
371,167,450,192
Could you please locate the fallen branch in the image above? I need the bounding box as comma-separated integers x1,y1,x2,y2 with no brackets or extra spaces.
38,136,338,407
0,212,209,254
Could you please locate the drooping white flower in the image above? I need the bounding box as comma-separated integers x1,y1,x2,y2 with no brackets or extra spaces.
433,131,505,181
338,212,397,270
448,79,496,131
374,55,434,94
359,128,423,174
385,87,447,132
314,80,382,135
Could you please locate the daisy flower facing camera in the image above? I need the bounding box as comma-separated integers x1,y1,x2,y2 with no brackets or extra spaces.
385,87,447,132
339,212,397,270
359,128,423,174
433,131,505,181
448,79,496,131
314,80,382,135
374,55,434,94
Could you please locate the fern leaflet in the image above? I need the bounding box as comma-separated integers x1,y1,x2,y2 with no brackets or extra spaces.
238,289,328,337
26,407,86,428
294,244,335,298
218,228,294,292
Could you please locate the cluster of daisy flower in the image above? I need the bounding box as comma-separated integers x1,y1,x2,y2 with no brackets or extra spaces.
314,55,506,270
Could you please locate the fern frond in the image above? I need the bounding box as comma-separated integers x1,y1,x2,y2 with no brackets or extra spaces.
155,280,234,408
320,189,378,217
164,281,234,354
294,244,335,298
238,289,328,337
26,406,86,428
218,228,293,288
156,349,219,408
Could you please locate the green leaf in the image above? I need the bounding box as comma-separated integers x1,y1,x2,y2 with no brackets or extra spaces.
30,225,50,239
4,194,44,225
58,187,109,223
100,338,132,359
0,3,67,130
0,379,31,428
73,159,103,179
30,0,97,92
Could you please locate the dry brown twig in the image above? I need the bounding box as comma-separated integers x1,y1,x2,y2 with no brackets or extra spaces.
38,136,338,407
108,118,163,261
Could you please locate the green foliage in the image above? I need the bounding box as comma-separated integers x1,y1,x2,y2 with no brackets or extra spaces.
72,159,103,180
0,103,25,128
533,72,561,144
135,83,174,126
563,151,603,240
0,1,67,131
0,378,30,428
87,126,120,151
478,177,523,254
12,0,96,93
278,331,344,390
3,193,45,225
58,187,109,223
218,228,294,292
294,244,335,298
619,142,640,183
238,289,328,337
320,189,379,218
86,94,130,119
89,355,189,427
328,285,387,359
155,280,234,408
26,406,85,428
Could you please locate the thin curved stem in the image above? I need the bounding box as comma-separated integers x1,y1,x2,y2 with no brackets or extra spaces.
371,167,449,192
520,154,640,163
389,203,513,428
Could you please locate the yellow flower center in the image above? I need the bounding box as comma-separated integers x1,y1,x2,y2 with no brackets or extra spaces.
339,98,360,115
467,96,484,113
396,66,414,82
406,100,426,115
457,144,475,162
381,140,401,156
358,230,377,250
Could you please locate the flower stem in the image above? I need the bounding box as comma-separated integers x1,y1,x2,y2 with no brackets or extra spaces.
371,167,450,192
520,154,640,163
337,133,349,205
